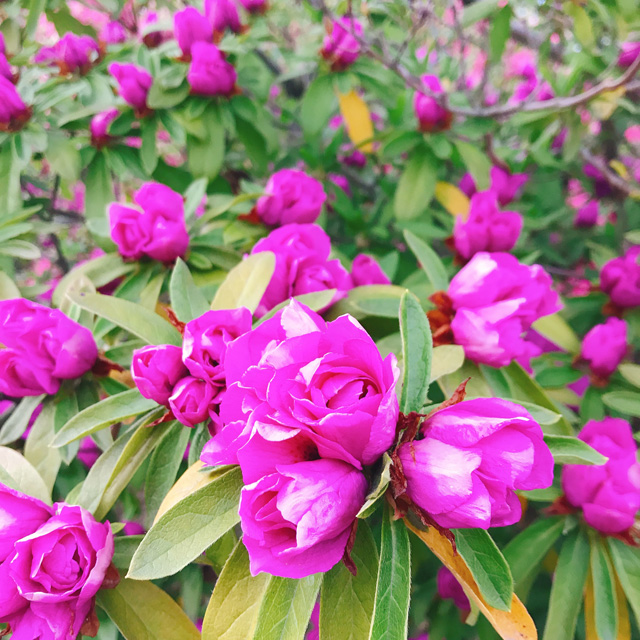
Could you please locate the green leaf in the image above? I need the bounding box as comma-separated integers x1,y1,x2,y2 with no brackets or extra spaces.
52,390,157,447
394,147,437,221
301,75,337,138
0,395,44,445
403,230,449,291
603,391,640,417
140,117,158,175
399,290,433,414
85,152,115,239
0,143,21,217
201,541,272,640
590,535,618,640
430,345,465,382
544,434,607,465
210,252,275,314
45,7,96,37
169,258,210,322
128,466,243,580
23,402,61,494
453,140,491,190
618,364,640,388
69,292,182,345
0,446,51,504
502,517,565,590
147,82,190,110
184,177,208,219
97,579,200,640
327,285,406,320
187,105,225,180
566,2,594,47
357,453,392,519
489,6,511,62
112,535,144,572
368,503,411,640
500,399,562,425
455,529,513,611
608,539,640,629
542,528,590,640
532,313,581,355
321,520,378,640
25,0,47,38
461,0,500,26
0,270,20,299
252,574,322,640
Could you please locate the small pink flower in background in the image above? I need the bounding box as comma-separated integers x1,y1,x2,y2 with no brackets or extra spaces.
131,344,188,407
414,75,452,132
574,200,600,228
328,173,351,197
100,21,128,44
239,0,268,14
68,1,110,30
453,190,523,261
566,178,589,209
351,254,391,286
399,398,553,529
109,62,153,114
206,0,243,35
122,521,145,536
618,41,640,68
321,16,363,70
35,33,100,75
504,49,537,79
78,436,102,468
459,167,527,206
0,76,31,132
625,125,640,144
174,7,213,58
187,42,237,96
256,169,326,226
437,566,470,612
583,162,613,198
562,418,640,534
600,246,640,309
90,108,119,148
581,317,627,380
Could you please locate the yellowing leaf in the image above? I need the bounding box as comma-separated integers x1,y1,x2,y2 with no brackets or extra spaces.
592,87,626,120
609,159,629,180
434,182,471,219
406,521,538,640
338,90,374,153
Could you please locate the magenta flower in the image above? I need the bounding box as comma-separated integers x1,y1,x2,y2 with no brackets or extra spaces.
618,41,640,68
187,42,237,97
351,254,391,286
256,169,327,226
34,33,100,74
182,308,253,386
238,0,268,14
169,376,220,427
205,0,242,34
574,200,599,228
413,75,452,132
600,247,640,308
90,108,119,148
328,173,351,197
78,436,102,468
0,76,30,132
108,182,189,262
398,398,554,528
448,252,561,367
99,21,128,44
0,485,114,640
459,167,528,206
453,191,522,261
0,53,13,82
0,298,97,398
139,10,171,48
174,7,212,57
108,62,153,113
562,419,640,534
437,567,470,611
581,318,627,380
320,17,363,71
131,344,188,406
250,223,353,317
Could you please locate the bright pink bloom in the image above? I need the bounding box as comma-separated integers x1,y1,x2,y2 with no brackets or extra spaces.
0,485,114,640
453,191,522,260
581,318,627,379
618,41,640,68
108,182,189,262
90,108,119,148
100,21,128,44
574,200,599,228
504,49,537,79
399,398,553,528
250,224,353,317
34,33,100,74
122,521,145,536
78,437,101,468
0,299,97,397
321,17,363,70
108,62,152,112
174,7,212,57
0,54,13,82
413,75,452,132
458,167,527,206
449,252,561,367
0,76,30,131
562,419,640,534
205,0,242,34
328,173,351,197
187,42,237,96
625,125,640,144
600,247,640,308
169,377,220,427
437,567,470,611
131,344,188,406
256,169,326,226
351,254,391,286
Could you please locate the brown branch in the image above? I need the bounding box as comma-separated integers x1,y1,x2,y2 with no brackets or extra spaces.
580,149,639,198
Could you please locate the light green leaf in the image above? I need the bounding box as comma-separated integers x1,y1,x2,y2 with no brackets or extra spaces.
187,105,225,180
357,453,392,519
532,313,581,355
24,402,61,494
169,258,210,322
430,345,465,381
85,152,115,239
0,395,44,445
618,364,640,388
403,230,449,291
499,399,561,425
0,270,20,299
140,117,158,175
608,538,640,630
394,147,437,221
602,391,640,418
0,446,51,504
453,140,491,190
544,434,607,465
301,75,337,138
327,285,407,320
590,535,618,640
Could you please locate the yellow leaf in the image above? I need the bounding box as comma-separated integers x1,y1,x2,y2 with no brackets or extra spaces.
592,87,626,120
434,182,471,219
406,521,538,640
609,159,629,180
338,90,374,153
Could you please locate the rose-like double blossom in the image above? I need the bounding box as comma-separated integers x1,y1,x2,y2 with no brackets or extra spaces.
320,17,363,70
256,169,327,226
581,317,627,380
187,42,237,97
0,76,30,132
0,485,115,640
600,246,640,309
453,190,523,261
562,418,640,534
108,182,189,262
35,33,100,75
447,252,561,367
413,75,452,133
201,301,399,577
0,298,98,398
108,62,153,114
399,398,554,528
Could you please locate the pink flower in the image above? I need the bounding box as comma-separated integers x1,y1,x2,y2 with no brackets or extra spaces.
0,76,30,132
601,247,640,308
448,252,561,367
174,7,212,57
99,21,128,44
562,419,640,534
131,344,188,406
78,437,102,468
108,62,152,113
398,398,553,528
320,17,363,71
90,108,119,148
250,224,353,317
453,191,522,260
328,173,351,197
205,0,242,34
504,49,537,79
574,200,599,228
413,75,452,132
581,318,627,379
489,167,528,206
625,125,640,144
256,169,327,226
238,0,268,14
351,254,391,286
0,54,13,82
169,377,220,427
139,10,171,48
0,298,97,397
34,33,100,74
618,41,640,68
108,182,189,262
437,567,470,611
0,485,114,639
187,42,237,96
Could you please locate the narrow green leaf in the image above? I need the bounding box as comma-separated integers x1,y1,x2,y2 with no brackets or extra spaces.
85,152,115,239
0,395,44,445
455,529,513,611
489,5,511,62
500,399,561,426
602,391,640,418
141,117,158,175
590,535,618,640
394,147,437,221
128,466,243,580
544,434,608,465
112,536,144,572
608,539,640,630
368,503,411,640
403,230,449,291
357,453,392,519
301,74,337,138
399,290,433,414
23,402,61,494
532,313,581,355
187,105,225,180
169,258,210,322
618,364,640,388
542,528,590,640
453,140,491,190
184,177,208,219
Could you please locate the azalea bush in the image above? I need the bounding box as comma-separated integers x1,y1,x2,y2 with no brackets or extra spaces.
1,0,640,638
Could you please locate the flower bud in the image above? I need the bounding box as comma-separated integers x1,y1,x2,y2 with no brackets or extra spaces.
108,62,153,113
174,7,212,57
320,17,362,70
600,247,640,309
351,254,391,286
413,75,452,132
187,42,237,97
581,318,627,379
131,344,188,406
